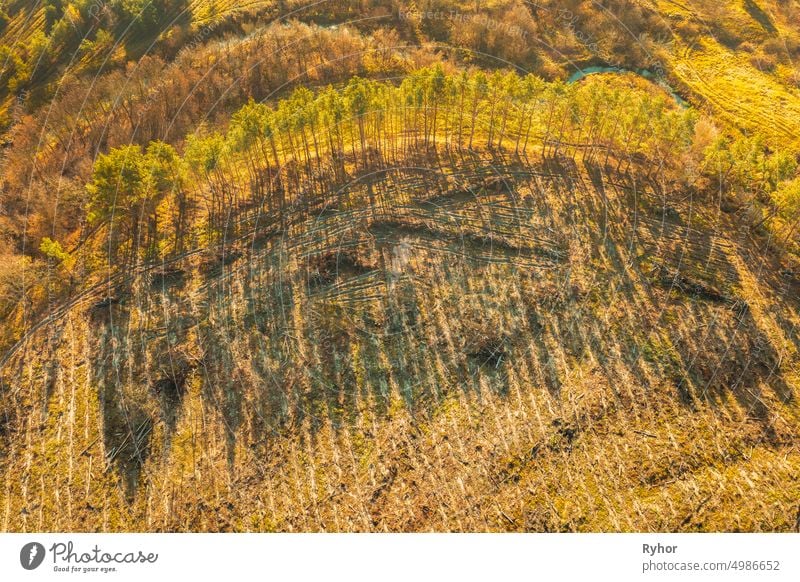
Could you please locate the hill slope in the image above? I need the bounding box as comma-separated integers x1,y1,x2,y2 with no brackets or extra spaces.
2,142,798,531
0,1,799,532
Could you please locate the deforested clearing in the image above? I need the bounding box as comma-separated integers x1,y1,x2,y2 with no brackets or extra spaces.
0,0,798,532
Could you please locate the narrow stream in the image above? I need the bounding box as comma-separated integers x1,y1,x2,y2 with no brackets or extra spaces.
567,66,689,108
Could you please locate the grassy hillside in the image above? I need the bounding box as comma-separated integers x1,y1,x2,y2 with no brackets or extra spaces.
0,0,798,532
654,0,800,147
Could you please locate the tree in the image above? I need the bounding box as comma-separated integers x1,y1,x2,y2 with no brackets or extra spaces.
184,130,228,239
43,0,66,33
228,99,270,192
426,65,447,148
468,72,488,149
143,141,184,255
87,145,146,222
344,77,372,167
318,85,346,179
771,177,800,247
40,237,75,273
110,0,189,35
87,144,158,264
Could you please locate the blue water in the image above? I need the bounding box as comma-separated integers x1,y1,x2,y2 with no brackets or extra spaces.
567,66,689,108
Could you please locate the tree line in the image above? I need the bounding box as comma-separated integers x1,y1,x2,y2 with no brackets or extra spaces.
82,67,698,268
3,66,798,350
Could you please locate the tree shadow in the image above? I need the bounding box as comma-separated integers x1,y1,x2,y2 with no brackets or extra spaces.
66,147,797,500
91,302,153,501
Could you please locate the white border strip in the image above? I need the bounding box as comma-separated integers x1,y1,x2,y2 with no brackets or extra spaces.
1,533,798,581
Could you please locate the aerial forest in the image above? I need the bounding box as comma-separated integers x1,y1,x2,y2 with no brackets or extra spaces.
0,0,798,532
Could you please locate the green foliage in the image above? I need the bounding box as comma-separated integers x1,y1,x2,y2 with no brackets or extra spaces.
40,237,69,262
39,237,75,272
703,134,797,196
184,130,225,175
49,4,90,54
77,66,705,267
78,29,116,71
87,142,185,221
110,0,188,33
773,178,800,221
772,177,800,246
227,100,270,153
0,45,29,93
144,140,183,193
86,144,147,224
86,141,188,261
43,0,65,33
343,76,372,117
